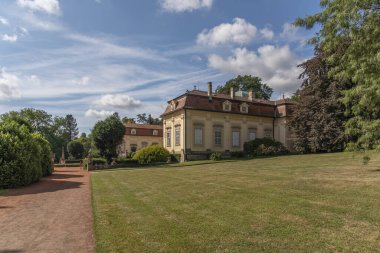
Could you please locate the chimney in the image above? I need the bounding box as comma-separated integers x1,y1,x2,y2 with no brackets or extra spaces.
230,87,235,99
193,85,197,90
208,82,212,101
248,90,255,101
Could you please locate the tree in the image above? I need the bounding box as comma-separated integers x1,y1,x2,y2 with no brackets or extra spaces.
136,113,162,125
295,0,380,151
288,48,349,153
215,75,273,100
92,114,125,162
67,140,85,159
122,116,136,124
65,114,79,140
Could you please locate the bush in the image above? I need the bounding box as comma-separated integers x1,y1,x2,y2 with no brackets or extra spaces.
33,133,53,176
67,140,85,159
93,158,107,165
0,120,42,188
133,145,170,165
115,157,139,165
209,152,222,161
244,138,288,156
170,154,181,163
65,159,82,164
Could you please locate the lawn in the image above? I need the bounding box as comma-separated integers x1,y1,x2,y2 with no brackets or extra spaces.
91,152,380,252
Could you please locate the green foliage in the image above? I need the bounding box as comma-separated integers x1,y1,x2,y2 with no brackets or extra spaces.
65,114,79,140
92,114,125,163
132,145,170,164
67,140,85,159
0,120,42,188
215,75,273,100
115,157,139,165
295,0,380,151
209,152,222,161
244,138,288,156
230,151,245,158
288,48,349,153
32,133,53,176
136,113,162,125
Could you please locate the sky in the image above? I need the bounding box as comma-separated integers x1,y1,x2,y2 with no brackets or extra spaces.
0,0,321,133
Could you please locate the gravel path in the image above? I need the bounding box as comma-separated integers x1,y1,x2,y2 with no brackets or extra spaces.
0,167,95,253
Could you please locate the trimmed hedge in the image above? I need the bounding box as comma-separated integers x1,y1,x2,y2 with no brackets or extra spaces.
0,120,46,188
244,138,288,156
133,145,170,165
33,133,53,176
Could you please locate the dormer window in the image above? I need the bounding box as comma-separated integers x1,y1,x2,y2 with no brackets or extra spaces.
153,130,158,136
240,103,248,113
170,100,177,111
223,101,232,112
131,129,136,135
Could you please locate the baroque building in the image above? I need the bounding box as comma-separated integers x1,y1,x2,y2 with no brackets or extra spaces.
117,123,163,157
161,82,294,160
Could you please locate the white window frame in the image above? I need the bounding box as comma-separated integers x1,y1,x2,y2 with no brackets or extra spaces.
248,128,257,141
240,103,248,113
214,127,222,145
166,128,172,147
194,127,203,145
153,130,158,136
131,129,136,135
232,129,240,147
175,125,181,146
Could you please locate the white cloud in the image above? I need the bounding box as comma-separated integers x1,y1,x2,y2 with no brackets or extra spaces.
208,45,302,93
160,0,213,12
0,68,21,99
1,34,18,42
280,22,299,39
17,0,60,15
96,94,142,109
0,17,9,25
260,27,274,40
27,75,41,85
85,109,114,119
197,18,257,47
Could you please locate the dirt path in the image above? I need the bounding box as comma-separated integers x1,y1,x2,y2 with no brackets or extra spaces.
0,167,95,253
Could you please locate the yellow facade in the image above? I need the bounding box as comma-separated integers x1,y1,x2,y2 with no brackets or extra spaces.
163,109,292,156
118,135,163,157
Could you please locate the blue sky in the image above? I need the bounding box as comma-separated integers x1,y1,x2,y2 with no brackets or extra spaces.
0,0,321,133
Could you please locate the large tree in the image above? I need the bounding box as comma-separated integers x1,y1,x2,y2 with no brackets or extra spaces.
295,0,380,151
215,75,273,100
288,48,349,153
136,113,162,125
65,114,79,140
92,114,125,162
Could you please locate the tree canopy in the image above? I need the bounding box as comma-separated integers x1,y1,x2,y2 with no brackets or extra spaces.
295,0,380,151
91,114,125,162
215,75,273,100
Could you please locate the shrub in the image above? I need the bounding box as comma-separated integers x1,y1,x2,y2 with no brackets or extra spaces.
92,158,107,165
133,145,170,165
115,157,139,166
170,154,181,163
67,140,85,159
65,159,82,164
209,152,222,161
33,133,53,176
244,138,288,156
0,120,42,188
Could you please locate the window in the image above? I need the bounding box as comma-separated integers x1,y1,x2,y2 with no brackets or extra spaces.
166,128,171,147
175,125,181,146
214,127,222,145
223,101,232,111
141,142,148,148
153,130,158,136
232,129,240,147
240,103,248,113
264,129,273,139
248,128,257,141
194,127,203,145
130,144,137,152
131,129,136,135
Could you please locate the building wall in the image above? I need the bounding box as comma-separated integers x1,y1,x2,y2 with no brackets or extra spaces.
118,135,163,157
163,109,292,155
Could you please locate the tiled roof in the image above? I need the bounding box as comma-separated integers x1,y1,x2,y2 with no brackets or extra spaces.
124,123,163,130
162,90,295,118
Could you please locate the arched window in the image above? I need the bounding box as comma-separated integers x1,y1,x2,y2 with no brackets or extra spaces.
223,100,232,112
240,103,248,113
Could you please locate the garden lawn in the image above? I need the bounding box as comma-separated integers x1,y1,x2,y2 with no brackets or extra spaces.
91,152,380,252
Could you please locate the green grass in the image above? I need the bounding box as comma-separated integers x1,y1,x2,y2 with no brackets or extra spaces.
91,152,380,252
